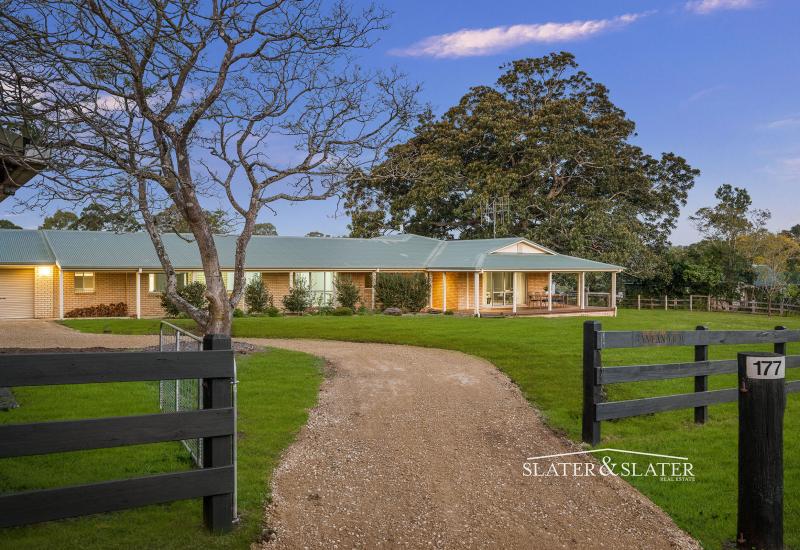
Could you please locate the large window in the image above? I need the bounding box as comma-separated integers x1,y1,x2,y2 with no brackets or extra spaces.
294,271,334,305
74,272,95,293
485,272,513,306
244,271,262,286
148,273,188,293
179,271,261,291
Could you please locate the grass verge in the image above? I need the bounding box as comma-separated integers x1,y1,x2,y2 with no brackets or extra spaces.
0,348,323,549
62,310,800,548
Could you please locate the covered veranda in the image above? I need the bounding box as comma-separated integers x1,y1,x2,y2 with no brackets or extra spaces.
430,270,620,317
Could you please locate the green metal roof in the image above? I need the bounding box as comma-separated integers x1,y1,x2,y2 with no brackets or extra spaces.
0,230,623,272
0,229,55,265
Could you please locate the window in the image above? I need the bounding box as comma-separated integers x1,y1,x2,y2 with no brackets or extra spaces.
294,271,334,305
191,271,259,290
148,273,187,293
74,272,95,293
364,273,374,289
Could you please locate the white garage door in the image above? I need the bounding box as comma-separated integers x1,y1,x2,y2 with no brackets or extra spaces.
0,268,35,319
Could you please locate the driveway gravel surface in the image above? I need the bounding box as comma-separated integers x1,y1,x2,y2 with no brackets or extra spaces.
248,338,699,550
0,320,157,349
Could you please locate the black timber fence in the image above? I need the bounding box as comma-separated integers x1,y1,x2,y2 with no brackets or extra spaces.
0,349,236,532
582,321,800,445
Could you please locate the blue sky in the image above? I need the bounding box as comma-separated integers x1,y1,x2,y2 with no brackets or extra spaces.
4,0,799,244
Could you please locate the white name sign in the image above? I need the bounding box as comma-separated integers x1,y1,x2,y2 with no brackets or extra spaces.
745,356,785,379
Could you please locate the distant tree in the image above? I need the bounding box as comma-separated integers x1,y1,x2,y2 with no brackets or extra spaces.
154,205,232,235
346,52,698,279
253,223,278,236
688,184,768,298
39,203,140,232
780,224,800,242
40,210,79,229
0,219,21,229
630,239,750,300
306,231,330,238
690,185,769,246
72,203,141,232
740,231,800,311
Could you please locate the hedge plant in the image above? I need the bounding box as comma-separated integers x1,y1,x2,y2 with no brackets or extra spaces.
375,272,430,312
244,276,271,313
334,275,361,311
160,281,208,317
282,281,312,313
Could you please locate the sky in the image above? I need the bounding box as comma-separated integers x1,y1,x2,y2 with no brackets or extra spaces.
3,0,799,244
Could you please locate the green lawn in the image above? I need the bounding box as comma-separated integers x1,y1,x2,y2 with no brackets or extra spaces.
0,349,323,550
62,310,800,549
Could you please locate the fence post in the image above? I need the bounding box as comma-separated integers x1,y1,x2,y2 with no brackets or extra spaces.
774,325,786,356
664,295,668,311
694,326,708,424
582,320,602,445
689,295,693,311
202,334,233,534
737,351,785,549
637,294,641,310
708,295,712,312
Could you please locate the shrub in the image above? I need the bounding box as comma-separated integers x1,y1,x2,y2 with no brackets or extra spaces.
357,305,368,315
383,307,402,316
332,306,354,316
334,276,360,311
282,281,312,313
233,308,245,318
266,306,281,317
375,272,431,312
244,277,271,313
65,302,128,318
160,281,208,317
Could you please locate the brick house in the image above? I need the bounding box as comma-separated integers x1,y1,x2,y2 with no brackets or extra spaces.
0,229,622,319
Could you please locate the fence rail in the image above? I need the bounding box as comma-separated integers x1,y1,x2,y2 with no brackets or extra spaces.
582,322,800,445
621,294,800,316
0,349,235,532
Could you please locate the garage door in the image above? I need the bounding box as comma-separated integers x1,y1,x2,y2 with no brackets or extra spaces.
0,268,35,319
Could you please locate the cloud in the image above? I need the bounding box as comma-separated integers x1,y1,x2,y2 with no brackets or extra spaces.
763,156,800,182
685,0,756,14
389,13,649,59
684,85,726,104
765,116,800,129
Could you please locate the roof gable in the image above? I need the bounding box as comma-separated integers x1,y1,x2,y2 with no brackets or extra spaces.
490,239,554,255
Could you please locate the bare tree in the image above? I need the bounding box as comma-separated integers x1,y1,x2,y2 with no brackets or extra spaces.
0,0,417,334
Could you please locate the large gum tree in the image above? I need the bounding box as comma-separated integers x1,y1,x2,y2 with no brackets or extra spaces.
0,0,417,335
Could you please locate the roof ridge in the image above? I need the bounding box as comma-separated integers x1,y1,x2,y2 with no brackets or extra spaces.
40,229,58,264
421,240,448,268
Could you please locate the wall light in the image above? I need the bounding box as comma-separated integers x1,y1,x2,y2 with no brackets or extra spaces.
36,265,53,277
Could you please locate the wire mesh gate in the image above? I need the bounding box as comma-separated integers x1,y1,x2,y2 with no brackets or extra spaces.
158,321,239,521
158,321,204,465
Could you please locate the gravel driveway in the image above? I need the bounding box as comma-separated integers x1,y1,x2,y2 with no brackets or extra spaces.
0,320,157,349
248,338,699,550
